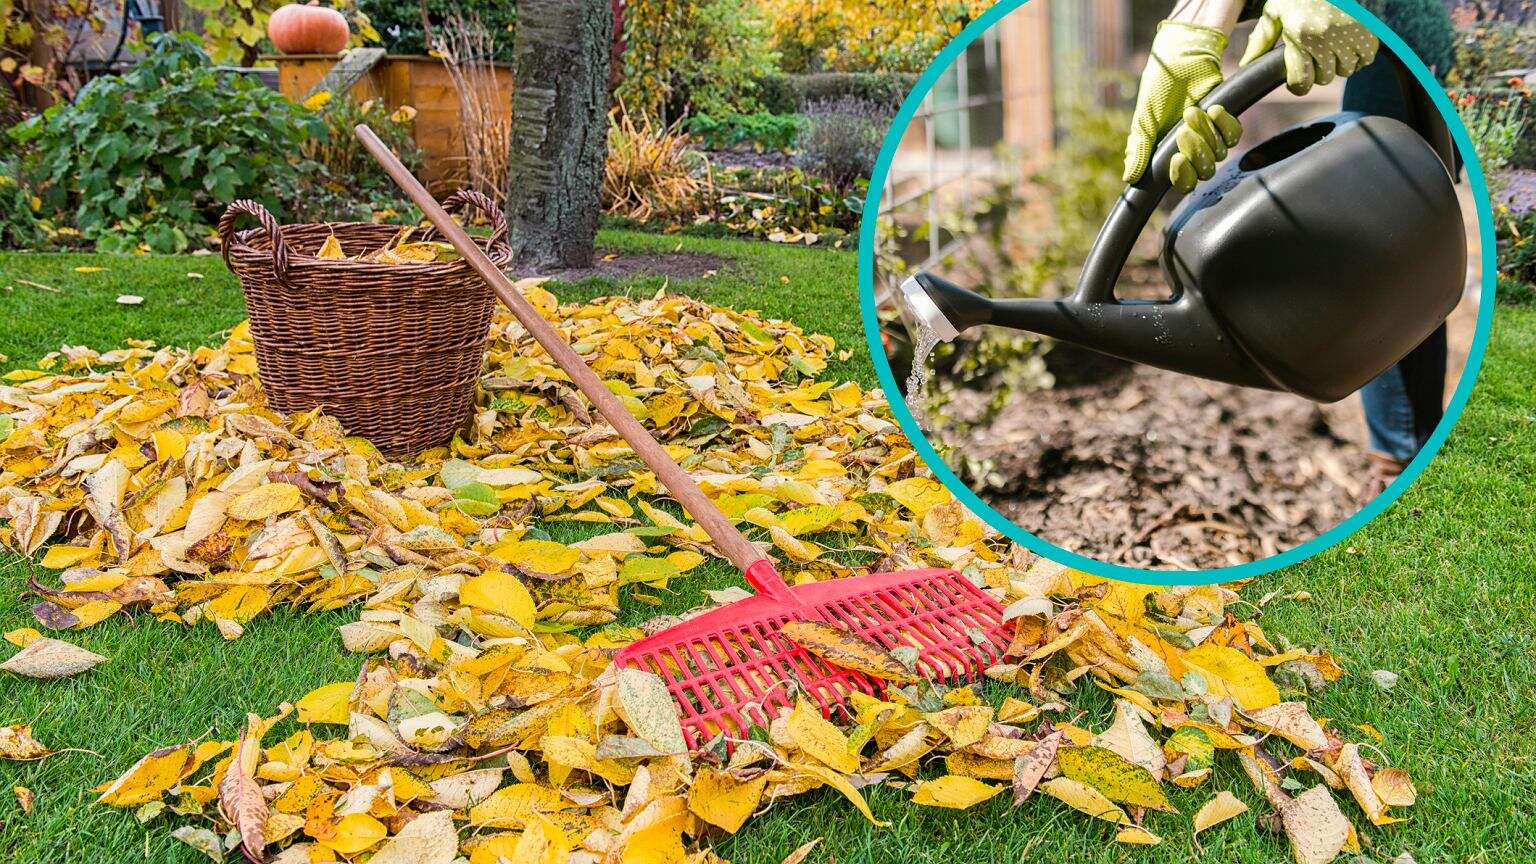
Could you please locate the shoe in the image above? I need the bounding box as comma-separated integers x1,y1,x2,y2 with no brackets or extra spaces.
1362,451,1409,501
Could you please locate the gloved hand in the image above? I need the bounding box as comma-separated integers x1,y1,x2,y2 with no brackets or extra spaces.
1124,20,1244,193
1240,0,1380,95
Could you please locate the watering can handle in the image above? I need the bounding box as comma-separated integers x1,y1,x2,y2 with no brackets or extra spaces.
1073,49,1288,304
1074,45,1438,304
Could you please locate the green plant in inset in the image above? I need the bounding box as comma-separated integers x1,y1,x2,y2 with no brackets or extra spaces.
11,34,325,253
1453,86,1529,200
618,0,779,123
1447,21,1536,88
686,112,804,151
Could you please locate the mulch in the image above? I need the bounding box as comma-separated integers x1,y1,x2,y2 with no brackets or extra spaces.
938,343,1368,570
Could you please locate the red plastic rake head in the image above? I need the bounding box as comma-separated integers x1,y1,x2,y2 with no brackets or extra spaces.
615,560,1012,751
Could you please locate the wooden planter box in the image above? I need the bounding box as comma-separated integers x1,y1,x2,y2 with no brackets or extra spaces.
265,53,513,191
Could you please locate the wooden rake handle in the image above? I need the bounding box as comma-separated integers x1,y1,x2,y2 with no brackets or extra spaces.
354,124,768,574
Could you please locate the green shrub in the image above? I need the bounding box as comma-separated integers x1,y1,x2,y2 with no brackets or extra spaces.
686,112,803,151
713,165,861,242
358,0,516,60
12,34,324,253
0,159,56,249
1497,274,1536,305
1497,206,1536,288
1453,87,1528,199
794,96,890,190
295,96,422,223
753,72,917,113
619,0,779,122
1364,0,1454,80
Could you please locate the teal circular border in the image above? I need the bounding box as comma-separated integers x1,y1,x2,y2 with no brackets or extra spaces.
858,0,1497,586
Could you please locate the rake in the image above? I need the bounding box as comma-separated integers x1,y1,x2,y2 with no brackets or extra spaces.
357,126,1014,751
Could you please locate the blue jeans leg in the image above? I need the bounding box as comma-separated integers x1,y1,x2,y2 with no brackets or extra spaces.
1360,366,1419,461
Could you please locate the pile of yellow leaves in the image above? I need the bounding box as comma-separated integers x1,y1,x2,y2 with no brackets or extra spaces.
0,289,1414,863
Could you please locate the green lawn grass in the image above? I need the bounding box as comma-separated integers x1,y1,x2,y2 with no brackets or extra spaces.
0,235,1532,862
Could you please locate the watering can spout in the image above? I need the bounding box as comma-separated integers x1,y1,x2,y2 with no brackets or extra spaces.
904,270,1278,392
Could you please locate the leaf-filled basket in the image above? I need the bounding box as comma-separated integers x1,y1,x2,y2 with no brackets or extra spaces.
218,191,509,456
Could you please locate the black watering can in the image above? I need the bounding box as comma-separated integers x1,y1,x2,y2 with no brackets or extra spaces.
903,49,1465,403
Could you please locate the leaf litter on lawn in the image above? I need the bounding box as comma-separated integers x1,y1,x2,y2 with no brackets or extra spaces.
0,287,1414,862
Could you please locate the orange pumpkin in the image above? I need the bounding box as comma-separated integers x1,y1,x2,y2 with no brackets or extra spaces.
267,3,350,55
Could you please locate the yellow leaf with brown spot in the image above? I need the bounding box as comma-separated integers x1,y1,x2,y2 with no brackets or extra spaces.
319,812,387,854
780,620,915,682
922,705,993,748
97,745,194,805
1372,768,1416,807
911,775,1002,809
490,539,580,574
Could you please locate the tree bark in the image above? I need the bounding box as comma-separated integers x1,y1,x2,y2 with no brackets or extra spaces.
506,0,613,271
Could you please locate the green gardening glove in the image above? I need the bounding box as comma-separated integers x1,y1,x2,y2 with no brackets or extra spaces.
1240,0,1380,95
1124,21,1245,193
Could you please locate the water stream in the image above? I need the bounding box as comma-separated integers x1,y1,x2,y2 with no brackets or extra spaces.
903,320,939,431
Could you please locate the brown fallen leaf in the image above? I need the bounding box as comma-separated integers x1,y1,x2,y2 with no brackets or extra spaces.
219,713,268,862
1012,730,1061,805
1282,785,1351,864
0,725,52,760
1,636,108,678
780,620,916,682
13,785,34,813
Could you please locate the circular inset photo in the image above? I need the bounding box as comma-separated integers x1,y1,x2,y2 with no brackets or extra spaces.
863,0,1492,574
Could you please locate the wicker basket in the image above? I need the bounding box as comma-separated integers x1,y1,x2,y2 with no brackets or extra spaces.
219,191,509,457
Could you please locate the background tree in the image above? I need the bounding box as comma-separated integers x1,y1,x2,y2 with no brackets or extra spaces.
506,0,612,270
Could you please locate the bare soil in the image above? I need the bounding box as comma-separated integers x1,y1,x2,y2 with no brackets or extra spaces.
929,185,1482,570
944,347,1367,569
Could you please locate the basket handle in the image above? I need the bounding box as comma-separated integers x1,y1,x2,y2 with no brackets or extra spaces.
421,189,510,258
219,199,291,284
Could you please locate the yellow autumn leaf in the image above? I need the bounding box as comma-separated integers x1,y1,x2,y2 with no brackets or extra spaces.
97,746,194,805
688,766,767,832
491,538,581,574
882,476,949,515
295,682,353,725
226,483,303,521
1183,643,1280,710
1040,776,1128,823
460,571,537,628
911,775,1002,809
1115,826,1161,845
1372,767,1416,807
1193,790,1250,837
39,545,95,570
786,699,858,774
320,812,387,854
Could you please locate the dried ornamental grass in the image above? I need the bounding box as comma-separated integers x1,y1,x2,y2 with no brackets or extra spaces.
0,289,1414,863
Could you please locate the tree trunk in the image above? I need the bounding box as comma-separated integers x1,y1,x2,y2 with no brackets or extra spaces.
506,0,613,271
